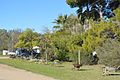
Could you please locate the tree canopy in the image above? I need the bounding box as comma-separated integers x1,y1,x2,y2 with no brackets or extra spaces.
66,0,120,23
14,28,41,50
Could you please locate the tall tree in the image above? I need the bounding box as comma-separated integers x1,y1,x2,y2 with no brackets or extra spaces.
53,14,83,34
53,14,68,30
8,29,22,51
0,29,9,51
66,0,120,24
64,14,83,34
14,28,41,50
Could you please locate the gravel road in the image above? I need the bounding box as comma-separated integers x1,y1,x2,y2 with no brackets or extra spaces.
0,63,56,80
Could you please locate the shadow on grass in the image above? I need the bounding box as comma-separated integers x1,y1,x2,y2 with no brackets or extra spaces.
80,69,92,71
109,73,120,76
55,65,65,67
103,73,120,76
72,68,93,71
79,68,93,71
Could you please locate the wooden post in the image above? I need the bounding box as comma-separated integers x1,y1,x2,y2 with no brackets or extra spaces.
46,51,48,64
78,50,80,64
45,42,48,64
45,45,48,64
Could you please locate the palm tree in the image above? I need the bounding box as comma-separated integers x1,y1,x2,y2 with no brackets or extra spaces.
53,14,68,30
53,14,83,34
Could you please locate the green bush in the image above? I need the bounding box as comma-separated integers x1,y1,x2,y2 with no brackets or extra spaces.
96,39,120,67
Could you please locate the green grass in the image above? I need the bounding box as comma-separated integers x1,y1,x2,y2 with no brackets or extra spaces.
0,53,8,57
0,52,2,55
0,55,8,57
0,59,120,80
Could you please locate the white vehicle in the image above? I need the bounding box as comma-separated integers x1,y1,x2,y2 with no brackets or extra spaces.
7,51,16,58
7,52,16,55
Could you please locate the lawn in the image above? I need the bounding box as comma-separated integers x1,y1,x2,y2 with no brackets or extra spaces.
0,59,120,80
0,52,7,57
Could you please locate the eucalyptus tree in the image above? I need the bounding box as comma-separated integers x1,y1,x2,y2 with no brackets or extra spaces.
64,14,83,34
8,29,22,51
0,29,9,51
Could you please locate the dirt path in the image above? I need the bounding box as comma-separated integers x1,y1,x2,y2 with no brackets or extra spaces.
0,64,56,80
0,56,9,59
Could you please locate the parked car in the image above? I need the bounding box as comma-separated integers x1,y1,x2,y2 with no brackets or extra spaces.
15,48,31,59
8,52,16,58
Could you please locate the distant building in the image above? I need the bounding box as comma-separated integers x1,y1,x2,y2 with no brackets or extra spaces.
3,50,8,55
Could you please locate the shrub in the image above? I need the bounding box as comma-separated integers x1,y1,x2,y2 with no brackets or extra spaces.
96,39,120,67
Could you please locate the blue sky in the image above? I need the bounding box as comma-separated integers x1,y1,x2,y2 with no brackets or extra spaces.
0,0,76,33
